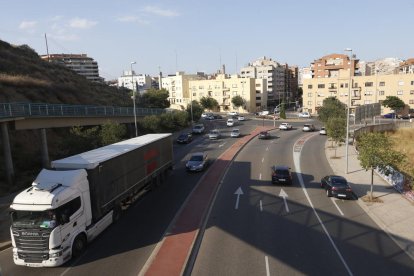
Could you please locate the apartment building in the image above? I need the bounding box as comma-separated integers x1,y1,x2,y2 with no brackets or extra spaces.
162,72,206,110
302,68,414,115
240,57,285,106
311,54,359,78
118,71,153,94
41,54,103,82
189,74,267,113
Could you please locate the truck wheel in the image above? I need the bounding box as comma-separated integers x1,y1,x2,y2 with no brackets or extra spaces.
72,234,86,258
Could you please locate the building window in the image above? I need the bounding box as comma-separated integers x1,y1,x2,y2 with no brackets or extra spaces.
317,93,324,97
340,83,349,88
410,90,414,95
317,84,325,88
307,101,312,106
364,91,373,96
379,82,385,86
308,84,313,89
256,84,261,87
397,90,403,95
232,91,237,96
232,84,237,88
307,92,312,97
364,100,372,104
199,85,204,89
365,82,373,87
411,81,414,85
398,81,404,86
410,100,414,104
379,91,385,96
317,101,322,106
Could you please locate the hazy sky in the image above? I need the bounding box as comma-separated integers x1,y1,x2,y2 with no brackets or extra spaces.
1,0,413,80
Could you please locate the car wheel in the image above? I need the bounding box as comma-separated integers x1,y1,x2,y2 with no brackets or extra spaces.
326,189,331,197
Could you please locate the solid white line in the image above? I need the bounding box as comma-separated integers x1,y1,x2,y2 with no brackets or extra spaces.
331,198,345,216
260,200,263,212
265,256,270,276
262,157,264,163
259,173,262,180
293,138,353,276
282,197,290,213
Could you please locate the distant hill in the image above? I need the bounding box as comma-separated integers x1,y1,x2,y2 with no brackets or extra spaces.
0,39,131,106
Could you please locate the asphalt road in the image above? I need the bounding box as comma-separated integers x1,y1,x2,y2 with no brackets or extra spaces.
190,121,414,275
0,116,258,276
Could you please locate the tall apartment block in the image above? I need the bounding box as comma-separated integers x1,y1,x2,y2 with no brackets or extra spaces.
41,54,103,82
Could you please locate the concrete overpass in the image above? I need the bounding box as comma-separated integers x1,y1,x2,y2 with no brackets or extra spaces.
0,102,166,186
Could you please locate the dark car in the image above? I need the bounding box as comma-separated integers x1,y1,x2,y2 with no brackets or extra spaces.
382,113,395,119
186,152,209,172
321,175,353,199
258,131,271,139
176,133,193,144
213,114,223,119
271,165,292,185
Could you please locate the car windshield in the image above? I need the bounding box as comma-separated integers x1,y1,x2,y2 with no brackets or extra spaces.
190,155,203,161
304,124,310,127
260,131,268,135
178,134,187,138
194,126,202,129
11,210,59,229
332,178,347,185
275,169,289,176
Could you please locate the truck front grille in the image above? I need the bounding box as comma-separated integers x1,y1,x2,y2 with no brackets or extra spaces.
12,228,51,263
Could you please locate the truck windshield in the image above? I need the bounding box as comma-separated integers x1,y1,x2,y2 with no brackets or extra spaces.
11,210,59,229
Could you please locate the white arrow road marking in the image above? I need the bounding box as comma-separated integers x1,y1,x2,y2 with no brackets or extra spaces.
279,189,290,213
260,200,263,212
262,157,264,163
218,142,227,148
265,256,270,276
331,198,345,216
234,187,244,210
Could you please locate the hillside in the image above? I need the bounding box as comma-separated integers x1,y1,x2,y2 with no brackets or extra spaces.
0,39,131,106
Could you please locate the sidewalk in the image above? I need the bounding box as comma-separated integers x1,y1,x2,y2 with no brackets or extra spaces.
325,141,414,260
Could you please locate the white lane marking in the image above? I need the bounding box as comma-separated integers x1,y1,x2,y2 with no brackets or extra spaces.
331,198,345,216
262,157,264,163
265,256,270,276
234,187,244,210
259,173,262,180
266,146,269,151
279,189,290,213
218,142,227,148
260,200,263,212
293,139,353,276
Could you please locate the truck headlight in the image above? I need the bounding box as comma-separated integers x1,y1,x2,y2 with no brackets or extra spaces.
50,250,63,257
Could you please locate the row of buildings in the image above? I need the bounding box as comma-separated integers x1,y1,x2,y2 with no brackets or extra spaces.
301,54,414,115
42,52,414,116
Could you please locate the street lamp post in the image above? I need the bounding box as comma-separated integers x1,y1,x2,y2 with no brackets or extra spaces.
344,48,352,174
190,89,194,126
131,61,138,137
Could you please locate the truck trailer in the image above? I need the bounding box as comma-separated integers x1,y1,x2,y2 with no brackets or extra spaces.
9,133,173,267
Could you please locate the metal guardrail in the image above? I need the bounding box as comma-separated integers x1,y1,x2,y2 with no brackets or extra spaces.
0,102,165,118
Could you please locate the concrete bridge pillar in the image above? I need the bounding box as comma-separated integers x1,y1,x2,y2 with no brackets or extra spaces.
40,128,50,168
1,122,15,185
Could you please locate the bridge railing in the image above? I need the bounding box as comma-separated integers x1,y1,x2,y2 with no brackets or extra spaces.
0,102,165,118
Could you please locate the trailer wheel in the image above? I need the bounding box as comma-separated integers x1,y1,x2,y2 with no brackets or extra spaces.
72,234,86,258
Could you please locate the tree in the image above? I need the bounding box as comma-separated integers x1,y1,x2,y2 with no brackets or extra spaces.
59,126,100,156
100,121,127,145
318,97,346,124
326,117,346,157
279,101,286,119
231,95,245,111
186,100,204,122
200,96,219,111
381,96,405,114
357,132,406,200
140,88,170,108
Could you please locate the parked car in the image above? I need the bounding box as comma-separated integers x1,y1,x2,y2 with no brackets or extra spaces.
227,118,235,127
271,165,292,185
205,115,215,120
201,112,213,118
279,123,293,130
186,152,209,172
319,127,327,135
382,113,396,119
213,114,223,119
321,175,353,199
260,110,270,116
258,131,271,139
176,133,193,144
192,124,205,134
230,128,241,138
302,124,315,132
227,111,239,116
298,112,311,118
237,115,245,121
208,129,221,140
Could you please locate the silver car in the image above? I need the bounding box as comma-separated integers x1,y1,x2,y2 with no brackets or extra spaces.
186,152,209,172
230,128,240,138
209,129,221,139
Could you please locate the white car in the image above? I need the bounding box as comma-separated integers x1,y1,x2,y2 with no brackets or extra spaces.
260,110,270,116
208,129,221,140
303,124,315,132
279,123,292,130
201,112,213,118
319,127,327,135
226,119,235,127
237,116,245,121
230,128,241,138
227,111,239,116
192,124,205,134
298,112,311,118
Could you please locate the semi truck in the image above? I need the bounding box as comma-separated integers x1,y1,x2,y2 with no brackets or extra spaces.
9,133,173,267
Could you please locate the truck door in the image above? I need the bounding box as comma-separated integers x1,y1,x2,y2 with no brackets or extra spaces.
57,197,83,252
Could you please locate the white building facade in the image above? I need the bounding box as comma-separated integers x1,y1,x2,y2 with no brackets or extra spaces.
118,71,153,94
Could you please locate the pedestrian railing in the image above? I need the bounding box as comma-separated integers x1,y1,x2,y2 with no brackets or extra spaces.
0,102,165,118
